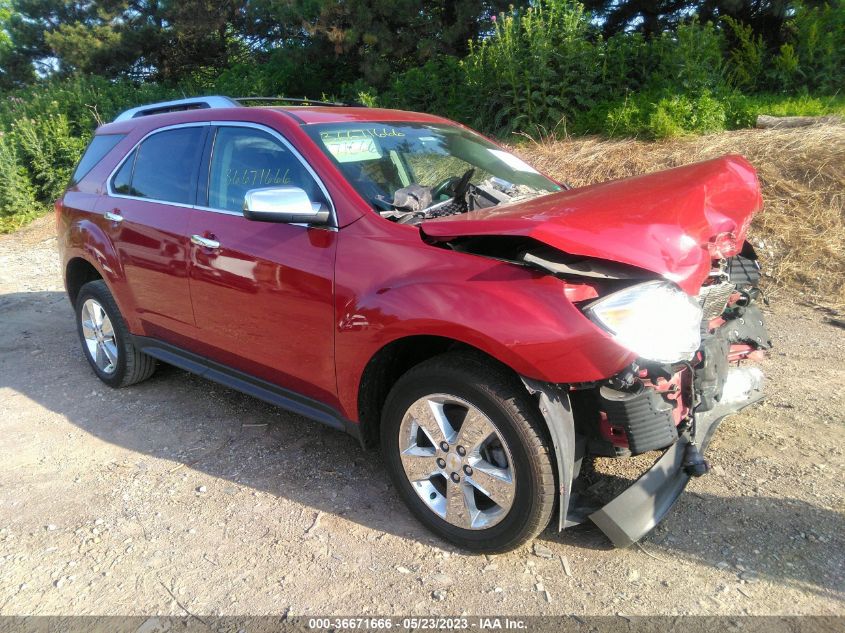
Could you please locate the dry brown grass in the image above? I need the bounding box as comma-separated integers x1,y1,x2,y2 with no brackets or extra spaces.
511,123,845,306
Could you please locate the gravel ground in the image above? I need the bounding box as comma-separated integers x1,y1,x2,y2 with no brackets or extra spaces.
0,216,843,617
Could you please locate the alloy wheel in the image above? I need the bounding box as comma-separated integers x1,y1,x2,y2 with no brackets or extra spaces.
80,298,119,374
398,394,516,530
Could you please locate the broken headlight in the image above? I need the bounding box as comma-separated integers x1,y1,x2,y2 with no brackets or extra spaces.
584,280,703,363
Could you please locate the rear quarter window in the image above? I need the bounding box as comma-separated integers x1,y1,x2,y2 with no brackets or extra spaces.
111,149,136,195
71,134,125,185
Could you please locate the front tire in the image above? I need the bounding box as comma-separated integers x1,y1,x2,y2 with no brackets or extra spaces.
75,280,156,388
381,352,556,553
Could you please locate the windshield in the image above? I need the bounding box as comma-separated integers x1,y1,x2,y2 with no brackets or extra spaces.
304,122,562,220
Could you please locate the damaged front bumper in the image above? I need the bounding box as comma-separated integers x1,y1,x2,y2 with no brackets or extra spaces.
525,365,765,548
588,383,763,547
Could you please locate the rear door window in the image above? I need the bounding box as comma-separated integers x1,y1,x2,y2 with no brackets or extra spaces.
206,126,328,213
72,134,125,184
113,126,206,205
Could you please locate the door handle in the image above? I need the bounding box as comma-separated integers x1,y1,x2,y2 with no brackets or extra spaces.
104,211,124,223
191,234,220,250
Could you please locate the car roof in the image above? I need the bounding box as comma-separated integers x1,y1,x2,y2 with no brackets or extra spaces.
264,106,452,125
96,104,453,135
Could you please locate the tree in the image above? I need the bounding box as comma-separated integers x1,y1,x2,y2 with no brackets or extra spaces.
582,0,801,46
244,0,524,88
1,0,247,84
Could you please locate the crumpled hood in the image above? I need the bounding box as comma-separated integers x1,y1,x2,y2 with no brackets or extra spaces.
421,155,763,294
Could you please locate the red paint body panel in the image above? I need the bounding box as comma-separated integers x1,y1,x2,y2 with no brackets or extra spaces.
332,217,636,419
421,156,762,294
99,196,197,346
60,105,764,430
186,214,340,408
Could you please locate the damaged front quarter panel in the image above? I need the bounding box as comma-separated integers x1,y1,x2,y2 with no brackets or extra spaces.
520,377,576,532
419,156,768,548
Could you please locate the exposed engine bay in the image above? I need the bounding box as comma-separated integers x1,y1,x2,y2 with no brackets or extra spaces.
430,231,773,543
380,169,550,224
572,246,770,463
305,123,770,547
559,246,773,544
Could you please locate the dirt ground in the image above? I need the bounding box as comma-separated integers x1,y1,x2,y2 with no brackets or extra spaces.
0,216,843,617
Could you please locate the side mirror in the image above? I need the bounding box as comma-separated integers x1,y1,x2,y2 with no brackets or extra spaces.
243,186,330,225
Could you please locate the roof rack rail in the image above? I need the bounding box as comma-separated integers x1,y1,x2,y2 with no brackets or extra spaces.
233,96,354,107
113,96,241,122
112,94,363,123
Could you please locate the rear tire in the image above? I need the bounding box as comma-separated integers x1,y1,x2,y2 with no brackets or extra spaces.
75,280,156,388
381,352,556,553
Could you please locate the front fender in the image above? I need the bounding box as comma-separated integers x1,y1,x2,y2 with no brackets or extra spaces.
333,220,635,420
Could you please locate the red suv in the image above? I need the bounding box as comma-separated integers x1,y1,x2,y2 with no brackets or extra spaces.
57,96,771,552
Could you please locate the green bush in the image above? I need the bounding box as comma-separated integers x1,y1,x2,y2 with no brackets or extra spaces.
0,76,179,137
723,16,765,92
0,0,843,233
596,91,727,139
0,132,38,226
789,2,845,93
384,56,473,123
388,0,732,138
13,114,88,201
722,93,758,129
721,1,845,94
462,0,604,136
0,76,180,232
723,93,845,127
651,92,726,137
652,22,726,95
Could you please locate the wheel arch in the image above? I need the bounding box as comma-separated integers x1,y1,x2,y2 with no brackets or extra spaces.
64,253,139,335
354,334,576,534
355,334,534,449
65,256,104,306
62,213,129,305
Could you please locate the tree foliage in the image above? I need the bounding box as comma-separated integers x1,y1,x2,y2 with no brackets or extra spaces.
0,0,842,233
3,0,247,84
2,0,520,90
582,0,796,44
2,0,841,96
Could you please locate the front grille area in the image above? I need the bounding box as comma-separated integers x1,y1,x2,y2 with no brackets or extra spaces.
598,385,678,455
727,254,761,289
697,280,734,321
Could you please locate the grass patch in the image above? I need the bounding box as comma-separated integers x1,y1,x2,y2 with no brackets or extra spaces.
0,206,49,234
569,91,845,139
742,94,845,117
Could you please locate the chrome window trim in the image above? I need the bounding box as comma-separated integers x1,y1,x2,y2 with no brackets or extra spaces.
105,120,338,229
193,205,241,217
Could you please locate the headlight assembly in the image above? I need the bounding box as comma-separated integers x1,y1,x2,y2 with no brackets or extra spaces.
584,280,703,364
